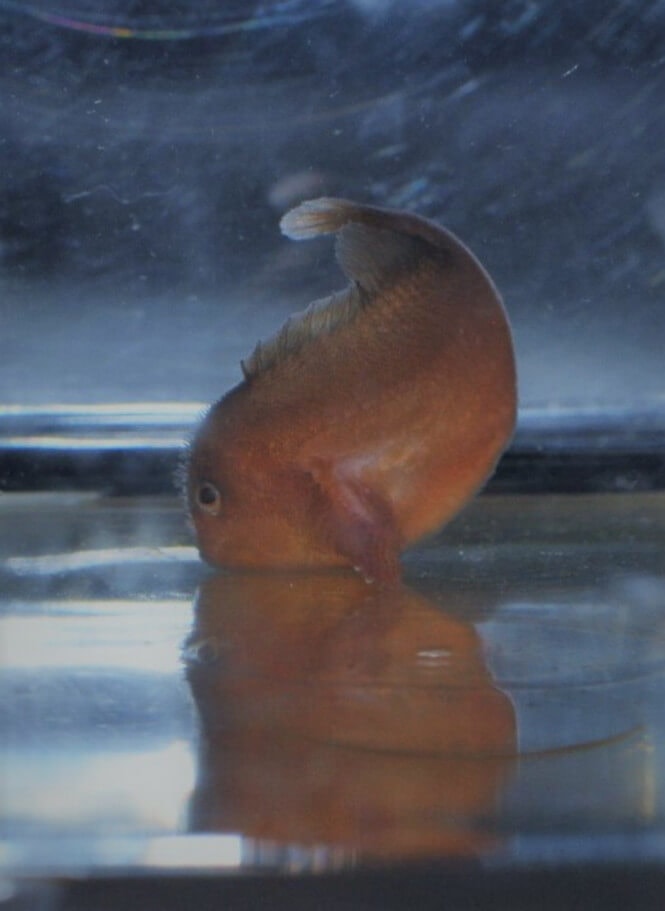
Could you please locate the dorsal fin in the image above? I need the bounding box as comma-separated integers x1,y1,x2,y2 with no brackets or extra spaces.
241,198,425,380
241,285,363,380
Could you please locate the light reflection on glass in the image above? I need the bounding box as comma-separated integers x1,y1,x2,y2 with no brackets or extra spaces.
0,601,192,672
2,740,196,834
140,834,243,869
6,548,198,575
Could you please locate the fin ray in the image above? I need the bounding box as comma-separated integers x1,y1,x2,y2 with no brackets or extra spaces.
243,197,428,380
335,222,422,294
241,284,362,379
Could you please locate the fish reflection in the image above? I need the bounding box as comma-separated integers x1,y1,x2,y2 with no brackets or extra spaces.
185,573,516,860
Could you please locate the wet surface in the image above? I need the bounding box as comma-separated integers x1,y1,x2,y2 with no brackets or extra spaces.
1,491,664,875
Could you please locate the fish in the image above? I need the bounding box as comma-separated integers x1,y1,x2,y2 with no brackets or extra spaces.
187,197,516,585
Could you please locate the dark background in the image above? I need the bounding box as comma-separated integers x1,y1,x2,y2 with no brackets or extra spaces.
2,0,665,408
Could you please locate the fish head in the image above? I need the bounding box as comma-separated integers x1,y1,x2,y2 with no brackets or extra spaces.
186,421,236,567
185,397,328,571
186,404,268,568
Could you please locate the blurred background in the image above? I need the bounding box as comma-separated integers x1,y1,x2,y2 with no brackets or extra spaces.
2,0,664,411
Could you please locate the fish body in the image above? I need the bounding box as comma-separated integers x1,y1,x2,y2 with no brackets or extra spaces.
188,198,516,584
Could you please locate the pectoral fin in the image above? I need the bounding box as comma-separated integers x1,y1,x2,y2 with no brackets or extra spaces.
306,459,402,586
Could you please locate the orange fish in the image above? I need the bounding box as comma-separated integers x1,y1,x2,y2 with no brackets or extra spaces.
187,197,516,584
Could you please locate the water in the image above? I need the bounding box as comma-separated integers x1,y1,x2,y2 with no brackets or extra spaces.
1,491,664,874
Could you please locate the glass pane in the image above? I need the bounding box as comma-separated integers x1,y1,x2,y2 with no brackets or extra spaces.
2,1,665,898
2,1,663,414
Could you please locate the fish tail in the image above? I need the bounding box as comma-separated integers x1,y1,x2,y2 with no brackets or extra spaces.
279,197,360,240
280,197,489,280
280,196,457,252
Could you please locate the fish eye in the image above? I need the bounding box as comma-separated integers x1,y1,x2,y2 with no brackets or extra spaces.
196,481,221,515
